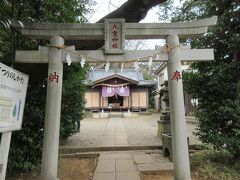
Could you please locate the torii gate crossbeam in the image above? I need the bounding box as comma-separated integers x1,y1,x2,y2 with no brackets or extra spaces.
12,17,217,40
12,16,217,180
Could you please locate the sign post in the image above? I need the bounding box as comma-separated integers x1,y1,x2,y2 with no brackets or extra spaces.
0,63,29,180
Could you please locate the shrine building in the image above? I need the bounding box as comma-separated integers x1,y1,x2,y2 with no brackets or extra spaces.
83,69,156,112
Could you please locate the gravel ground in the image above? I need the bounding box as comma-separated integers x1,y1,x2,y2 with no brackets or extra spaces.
61,113,199,148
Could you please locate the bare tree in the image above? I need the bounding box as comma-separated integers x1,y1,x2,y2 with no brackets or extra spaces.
125,40,147,50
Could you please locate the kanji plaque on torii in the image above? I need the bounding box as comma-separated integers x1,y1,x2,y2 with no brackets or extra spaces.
105,18,125,54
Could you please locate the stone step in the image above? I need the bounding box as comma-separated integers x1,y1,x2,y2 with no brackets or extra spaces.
137,162,173,173
138,112,152,115
59,145,162,154
132,152,173,174
161,111,170,116
160,115,170,121
109,112,123,117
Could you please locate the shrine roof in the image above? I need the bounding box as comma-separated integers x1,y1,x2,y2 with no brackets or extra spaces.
87,69,143,82
138,80,157,86
83,69,156,86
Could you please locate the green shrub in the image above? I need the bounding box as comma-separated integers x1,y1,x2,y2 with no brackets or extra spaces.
60,65,87,138
191,150,240,180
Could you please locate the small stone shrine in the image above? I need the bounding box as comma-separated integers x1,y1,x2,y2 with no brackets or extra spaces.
157,80,171,136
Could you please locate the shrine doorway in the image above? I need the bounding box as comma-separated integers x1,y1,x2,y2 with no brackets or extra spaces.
108,95,123,108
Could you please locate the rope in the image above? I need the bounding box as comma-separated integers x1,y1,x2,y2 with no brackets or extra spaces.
46,44,180,63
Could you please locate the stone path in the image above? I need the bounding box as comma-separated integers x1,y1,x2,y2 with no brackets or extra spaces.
61,113,199,148
93,152,141,180
92,150,173,180
100,116,129,147
61,113,162,148
60,113,199,180
133,152,173,173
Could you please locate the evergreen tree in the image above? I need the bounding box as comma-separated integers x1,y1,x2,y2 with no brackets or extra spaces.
158,0,240,157
0,0,94,174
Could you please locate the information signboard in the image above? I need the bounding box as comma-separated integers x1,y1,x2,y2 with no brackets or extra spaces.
0,63,28,132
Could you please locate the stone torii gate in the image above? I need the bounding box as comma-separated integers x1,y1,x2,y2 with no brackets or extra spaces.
13,16,217,180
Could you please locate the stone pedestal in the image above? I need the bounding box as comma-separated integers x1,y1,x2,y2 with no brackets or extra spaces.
123,111,132,117
162,134,190,163
157,111,171,137
100,112,109,118
162,134,173,161
158,81,171,137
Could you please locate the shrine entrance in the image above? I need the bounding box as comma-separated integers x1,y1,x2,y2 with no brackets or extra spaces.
13,16,217,180
108,95,123,107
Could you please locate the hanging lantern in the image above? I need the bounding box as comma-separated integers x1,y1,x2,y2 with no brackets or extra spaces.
148,56,153,68
105,62,110,72
119,86,125,93
107,86,112,93
133,60,139,70
66,53,72,66
80,56,86,68
121,63,124,72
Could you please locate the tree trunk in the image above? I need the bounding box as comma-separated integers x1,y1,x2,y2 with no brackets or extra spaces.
98,0,166,23
66,0,167,50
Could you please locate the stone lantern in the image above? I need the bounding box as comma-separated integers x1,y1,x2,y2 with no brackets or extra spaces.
157,80,171,136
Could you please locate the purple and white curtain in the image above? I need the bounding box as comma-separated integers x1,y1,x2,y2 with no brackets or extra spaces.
102,86,129,97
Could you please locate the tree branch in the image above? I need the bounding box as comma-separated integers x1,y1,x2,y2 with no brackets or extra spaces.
66,0,167,50
98,0,166,23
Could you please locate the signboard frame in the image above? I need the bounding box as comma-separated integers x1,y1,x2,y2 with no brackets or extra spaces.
0,63,29,180
0,62,29,132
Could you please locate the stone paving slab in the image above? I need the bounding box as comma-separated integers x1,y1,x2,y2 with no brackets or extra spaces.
150,153,171,163
100,136,115,146
95,159,115,173
116,172,141,180
133,154,154,164
93,172,115,180
137,162,174,172
116,159,138,172
99,153,132,160
93,152,141,180
103,131,115,136
116,136,128,146
99,152,132,160
132,151,174,174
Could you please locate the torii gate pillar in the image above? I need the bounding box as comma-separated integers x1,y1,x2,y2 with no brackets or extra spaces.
167,35,191,180
40,36,64,180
